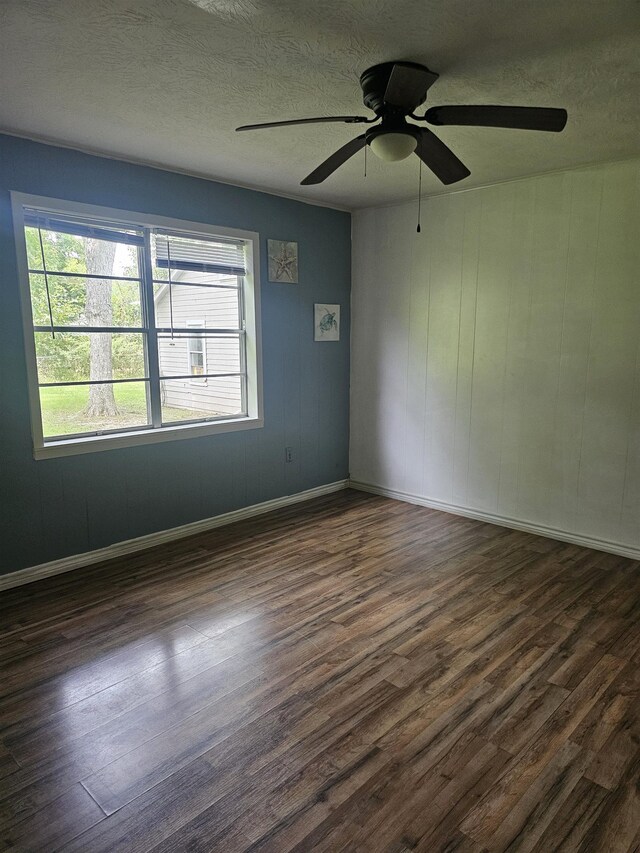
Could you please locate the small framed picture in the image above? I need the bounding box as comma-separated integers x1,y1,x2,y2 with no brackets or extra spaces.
268,239,298,283
314,304,340,341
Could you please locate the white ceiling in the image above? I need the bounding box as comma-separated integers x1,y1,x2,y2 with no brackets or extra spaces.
1,0,639,209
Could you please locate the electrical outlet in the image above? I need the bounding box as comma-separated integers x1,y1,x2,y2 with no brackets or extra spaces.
285,446,293,463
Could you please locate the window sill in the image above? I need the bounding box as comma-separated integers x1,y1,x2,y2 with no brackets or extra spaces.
33,416,264,459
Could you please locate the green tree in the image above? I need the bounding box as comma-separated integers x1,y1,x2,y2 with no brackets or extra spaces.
85,239,118,417
26,228,88,383
25,227,136,416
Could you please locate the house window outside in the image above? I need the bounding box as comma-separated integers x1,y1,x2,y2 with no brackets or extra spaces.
13,194,262,458
188,334,205,377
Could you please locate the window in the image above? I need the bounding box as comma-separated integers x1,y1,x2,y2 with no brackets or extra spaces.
186,321,207,383
188,334,205,377
12,194,262,458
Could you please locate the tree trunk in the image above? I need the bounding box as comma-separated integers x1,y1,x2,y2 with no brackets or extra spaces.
84,239,118,417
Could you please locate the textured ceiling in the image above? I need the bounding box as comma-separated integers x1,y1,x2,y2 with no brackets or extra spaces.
1,0,639,209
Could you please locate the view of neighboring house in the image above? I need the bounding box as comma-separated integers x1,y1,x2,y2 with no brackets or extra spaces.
154,249,245,420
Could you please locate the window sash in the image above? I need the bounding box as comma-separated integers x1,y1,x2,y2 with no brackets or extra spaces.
29,268,143,284
39,377,149,387
34,325,147,333
156,327,244,335
25,211,250,441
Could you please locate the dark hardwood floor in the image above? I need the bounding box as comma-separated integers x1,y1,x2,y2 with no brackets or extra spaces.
1,489,639,852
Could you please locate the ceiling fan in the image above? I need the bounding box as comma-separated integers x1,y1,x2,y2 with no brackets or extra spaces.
236,61,568,186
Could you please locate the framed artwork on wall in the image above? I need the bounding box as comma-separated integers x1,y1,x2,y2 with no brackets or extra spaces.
267,239,298,283
314,304,340,341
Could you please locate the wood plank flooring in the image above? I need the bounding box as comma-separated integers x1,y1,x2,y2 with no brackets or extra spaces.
1,489,639,852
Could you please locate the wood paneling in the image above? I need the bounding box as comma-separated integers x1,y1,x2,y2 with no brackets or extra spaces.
1,489,639,851
350,159,640,555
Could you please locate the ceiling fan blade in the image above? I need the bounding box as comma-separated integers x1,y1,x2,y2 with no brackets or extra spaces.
300,134,368,185
415,129,470,185
425,105,568,132
384,63,439,110
236,116,373,132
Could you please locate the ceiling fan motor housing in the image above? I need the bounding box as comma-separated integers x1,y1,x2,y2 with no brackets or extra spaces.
360,61,432,114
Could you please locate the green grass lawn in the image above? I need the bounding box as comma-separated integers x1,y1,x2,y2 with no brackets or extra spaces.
40,383,203,436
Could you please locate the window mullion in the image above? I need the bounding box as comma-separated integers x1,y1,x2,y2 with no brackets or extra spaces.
239,274,248,415
141,230,162,428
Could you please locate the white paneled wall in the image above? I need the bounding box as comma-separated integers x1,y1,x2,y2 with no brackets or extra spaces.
350,160,640,556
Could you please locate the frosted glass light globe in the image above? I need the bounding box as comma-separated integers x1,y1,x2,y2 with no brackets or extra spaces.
369,132,417,162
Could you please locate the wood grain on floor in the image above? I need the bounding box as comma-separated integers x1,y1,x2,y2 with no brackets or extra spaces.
0,489,639,852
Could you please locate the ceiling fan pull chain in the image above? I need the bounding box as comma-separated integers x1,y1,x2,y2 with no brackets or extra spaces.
417,158,422,233
364,141,367,178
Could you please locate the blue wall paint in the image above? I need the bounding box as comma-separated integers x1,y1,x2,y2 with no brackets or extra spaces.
0,134,351,574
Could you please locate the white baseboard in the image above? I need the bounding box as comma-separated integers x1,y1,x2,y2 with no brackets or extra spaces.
0,480,349,591
349,480,640,562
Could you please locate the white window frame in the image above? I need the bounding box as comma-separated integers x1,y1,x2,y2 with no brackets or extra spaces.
12,192,263,460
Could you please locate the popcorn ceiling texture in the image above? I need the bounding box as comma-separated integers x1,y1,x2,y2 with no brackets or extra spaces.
1,0,639,208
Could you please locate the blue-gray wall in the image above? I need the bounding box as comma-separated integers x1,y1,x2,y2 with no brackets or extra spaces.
0,134,351,574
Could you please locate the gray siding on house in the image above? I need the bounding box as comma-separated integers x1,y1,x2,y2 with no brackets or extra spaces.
155,274,243,416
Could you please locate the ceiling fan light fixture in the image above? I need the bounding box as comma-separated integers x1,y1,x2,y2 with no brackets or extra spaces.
369,131,417,162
